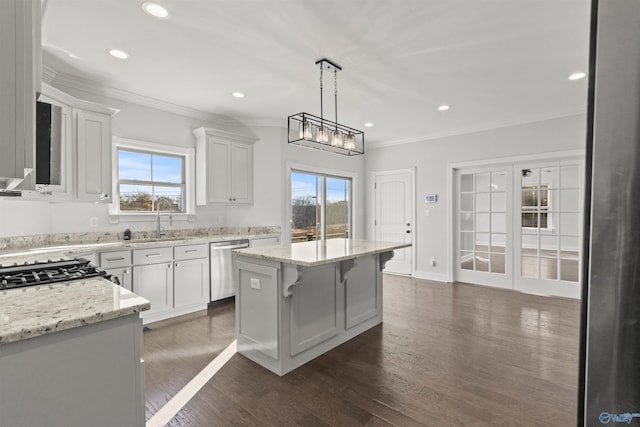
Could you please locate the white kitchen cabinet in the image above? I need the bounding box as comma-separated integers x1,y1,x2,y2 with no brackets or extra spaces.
174,243,209,310
76,109,112,202
133,262,174,321
0,0,39,191
109,267,132,291
99,249,132,291
193,127,257,205
174,258,209,308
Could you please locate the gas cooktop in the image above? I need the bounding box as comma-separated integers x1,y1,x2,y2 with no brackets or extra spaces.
0,258,116,290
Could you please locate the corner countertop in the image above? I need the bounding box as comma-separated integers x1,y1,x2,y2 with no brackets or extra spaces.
233,238,411,267
0,277,150,345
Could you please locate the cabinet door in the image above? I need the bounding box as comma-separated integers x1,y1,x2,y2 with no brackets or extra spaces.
133,263,173,319
230,142,253,204
76,110,111,202
0,0,37,188
174,258,209,308
207,139,231,203
109,267,132,292
32,94,73,199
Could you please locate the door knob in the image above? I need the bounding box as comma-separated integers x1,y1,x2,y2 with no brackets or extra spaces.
406,230,411,234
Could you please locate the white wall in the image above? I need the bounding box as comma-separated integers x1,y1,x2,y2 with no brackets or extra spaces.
0,86,365,239
364,114,587,280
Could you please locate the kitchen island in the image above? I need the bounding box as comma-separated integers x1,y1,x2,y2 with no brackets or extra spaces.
0,252,150,427
233,238,410,376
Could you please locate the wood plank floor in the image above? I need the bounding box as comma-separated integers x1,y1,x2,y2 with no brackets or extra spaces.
143,275,580,426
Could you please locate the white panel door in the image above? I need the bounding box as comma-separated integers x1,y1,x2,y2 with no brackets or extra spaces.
455,168,513,288
374,171,413,275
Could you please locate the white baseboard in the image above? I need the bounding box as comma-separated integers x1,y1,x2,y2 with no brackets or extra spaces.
413,270,451,283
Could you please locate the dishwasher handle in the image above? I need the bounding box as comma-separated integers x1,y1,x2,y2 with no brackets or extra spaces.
210,239,250,250
212,244,249,251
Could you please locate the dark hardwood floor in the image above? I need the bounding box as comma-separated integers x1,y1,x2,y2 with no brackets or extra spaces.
144,275,580,426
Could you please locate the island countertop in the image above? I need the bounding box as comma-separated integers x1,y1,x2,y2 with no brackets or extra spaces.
233,238,411,267
0,277,150,345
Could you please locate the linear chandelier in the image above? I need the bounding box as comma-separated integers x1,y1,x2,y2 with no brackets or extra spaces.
288,59,364,156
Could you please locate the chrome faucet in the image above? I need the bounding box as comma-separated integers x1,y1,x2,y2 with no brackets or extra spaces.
155,199,173,238
156,209,165,238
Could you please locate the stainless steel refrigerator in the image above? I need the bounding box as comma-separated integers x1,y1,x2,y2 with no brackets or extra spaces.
580,0,640,425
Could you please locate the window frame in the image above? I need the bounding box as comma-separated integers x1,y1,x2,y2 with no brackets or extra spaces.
290,169,352,242
286,161,358,244
111,136,196,218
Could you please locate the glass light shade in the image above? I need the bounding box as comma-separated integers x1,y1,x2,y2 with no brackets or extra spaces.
317,126,330,143
344,133,356,150
299,120,312,139
331,130,343,147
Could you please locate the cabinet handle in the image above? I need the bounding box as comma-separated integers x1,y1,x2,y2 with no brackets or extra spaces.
175,263,180,268
185,249,198,253
233,197,236,201
229,197,232,201
167,264,172,269
124,270,130,274
146,253,162,258
106,257,125,262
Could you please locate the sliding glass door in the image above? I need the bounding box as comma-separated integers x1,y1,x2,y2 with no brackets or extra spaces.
291,170,351,242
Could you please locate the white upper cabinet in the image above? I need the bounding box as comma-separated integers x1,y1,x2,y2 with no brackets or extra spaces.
193,127,257,205
76,109,112,202
0,0,40,191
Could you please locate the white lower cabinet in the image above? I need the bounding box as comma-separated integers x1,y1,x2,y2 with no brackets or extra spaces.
174,258,209,309
109,266,132,291
133,262,174,321
122,243,209,323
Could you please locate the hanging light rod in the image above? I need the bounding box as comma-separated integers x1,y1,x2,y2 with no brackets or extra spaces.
287,58,364,156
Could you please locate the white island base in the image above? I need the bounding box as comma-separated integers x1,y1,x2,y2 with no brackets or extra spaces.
233,239,408,376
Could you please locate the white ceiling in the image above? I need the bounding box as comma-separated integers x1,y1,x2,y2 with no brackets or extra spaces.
41,0,591,146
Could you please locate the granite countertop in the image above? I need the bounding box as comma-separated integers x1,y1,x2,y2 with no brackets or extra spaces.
233,238,411,267
0,226,280,345
0,226,281,255
0,277,150,345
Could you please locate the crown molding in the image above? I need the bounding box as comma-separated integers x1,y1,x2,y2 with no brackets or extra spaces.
42,64,58,86
367,109,588,150
48,70,248,126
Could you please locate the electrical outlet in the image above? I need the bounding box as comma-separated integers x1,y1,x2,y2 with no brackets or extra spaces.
250,278,261,290
89,217,98,227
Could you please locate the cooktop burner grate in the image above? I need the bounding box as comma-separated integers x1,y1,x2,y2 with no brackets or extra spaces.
0,258,115,290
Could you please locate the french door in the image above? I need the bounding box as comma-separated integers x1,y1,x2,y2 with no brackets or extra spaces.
455,167,513,288
513,161,582,298
454,158,583,298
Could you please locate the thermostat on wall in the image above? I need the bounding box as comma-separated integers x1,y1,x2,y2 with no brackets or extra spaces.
425,194,437,203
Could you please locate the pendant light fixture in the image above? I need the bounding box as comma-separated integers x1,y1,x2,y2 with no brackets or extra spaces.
288,59,364,155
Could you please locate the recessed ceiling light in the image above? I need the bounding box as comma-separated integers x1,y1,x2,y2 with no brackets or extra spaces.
569,72,587,80
364,122,374,127
142,2,169,19
232,92,245,98
108,49,129,59
438,105,451,111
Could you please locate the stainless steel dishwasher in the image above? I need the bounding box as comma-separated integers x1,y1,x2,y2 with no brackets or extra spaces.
210,239,249,302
